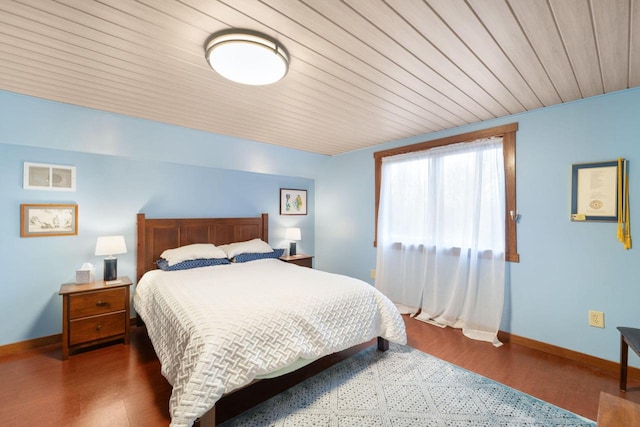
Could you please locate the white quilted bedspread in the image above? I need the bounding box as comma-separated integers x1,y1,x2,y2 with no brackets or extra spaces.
133,259,406,427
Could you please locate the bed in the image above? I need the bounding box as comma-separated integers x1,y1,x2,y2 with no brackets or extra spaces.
133,213,406,427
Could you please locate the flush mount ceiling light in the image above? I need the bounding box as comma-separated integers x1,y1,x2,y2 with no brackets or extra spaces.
205,29,289,86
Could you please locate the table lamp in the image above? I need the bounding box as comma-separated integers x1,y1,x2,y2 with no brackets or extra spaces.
285,227,301,256
95,235,127,281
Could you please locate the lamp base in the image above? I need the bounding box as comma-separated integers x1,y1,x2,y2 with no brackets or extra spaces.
103,258,118,281
289,242,297,256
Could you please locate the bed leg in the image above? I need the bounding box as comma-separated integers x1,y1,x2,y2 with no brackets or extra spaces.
377,337,389,352
135,313,145,327
196,406,216,427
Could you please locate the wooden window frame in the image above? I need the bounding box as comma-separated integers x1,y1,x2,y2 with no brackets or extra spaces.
373,123,519,262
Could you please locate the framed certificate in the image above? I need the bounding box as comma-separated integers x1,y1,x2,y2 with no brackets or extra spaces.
571,161,619,222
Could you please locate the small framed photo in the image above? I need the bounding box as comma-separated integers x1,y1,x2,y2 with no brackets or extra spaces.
280,188,307,215
24,162,76,191
571,160,619,222
20,204,78,237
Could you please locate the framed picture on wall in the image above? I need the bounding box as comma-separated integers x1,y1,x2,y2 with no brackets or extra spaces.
20,204,78,237
570,160,619,222
24,162,76,191
280,188,307,215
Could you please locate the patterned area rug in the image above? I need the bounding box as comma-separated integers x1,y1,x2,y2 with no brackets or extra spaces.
220,343,596,427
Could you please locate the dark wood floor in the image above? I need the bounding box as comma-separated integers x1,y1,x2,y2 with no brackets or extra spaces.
1,316,638,426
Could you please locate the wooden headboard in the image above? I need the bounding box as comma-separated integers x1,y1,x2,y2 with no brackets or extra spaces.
136,213,269,282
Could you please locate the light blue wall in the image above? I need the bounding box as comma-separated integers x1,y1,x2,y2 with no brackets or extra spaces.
0,91,321,346
0,91,322,179
316,87,640,368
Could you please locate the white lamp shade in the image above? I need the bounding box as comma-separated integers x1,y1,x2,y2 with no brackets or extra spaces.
205,30,289,85
285,227,301,241
95,235,127,257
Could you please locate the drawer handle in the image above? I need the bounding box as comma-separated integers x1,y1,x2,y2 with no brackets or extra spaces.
96,324,102,331
96,301,108,307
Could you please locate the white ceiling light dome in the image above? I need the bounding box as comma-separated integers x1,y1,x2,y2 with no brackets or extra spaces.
205,29,289,86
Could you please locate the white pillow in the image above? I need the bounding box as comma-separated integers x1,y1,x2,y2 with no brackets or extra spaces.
218,238,273,258
160,243,228,266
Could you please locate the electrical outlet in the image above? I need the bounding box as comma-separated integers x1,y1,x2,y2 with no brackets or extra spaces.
588,310,605,328
370,269,376,279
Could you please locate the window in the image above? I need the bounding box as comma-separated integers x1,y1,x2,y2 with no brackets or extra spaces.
374,123,519,262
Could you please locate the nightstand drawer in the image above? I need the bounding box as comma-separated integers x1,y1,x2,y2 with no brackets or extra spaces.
69,312,126,345
288,257,312,268
69,288,126,319
280,254,314,268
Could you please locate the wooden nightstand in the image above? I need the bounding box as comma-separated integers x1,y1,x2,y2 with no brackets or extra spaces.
280,254,314,268
59,276,133,360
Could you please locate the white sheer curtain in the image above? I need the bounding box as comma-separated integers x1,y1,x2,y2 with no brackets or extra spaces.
375,137,506,346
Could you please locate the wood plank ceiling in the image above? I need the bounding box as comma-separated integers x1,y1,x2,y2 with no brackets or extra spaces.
1,0,638,155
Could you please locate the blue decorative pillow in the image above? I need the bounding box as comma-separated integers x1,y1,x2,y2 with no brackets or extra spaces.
156,257,230,271
234,248,285,263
